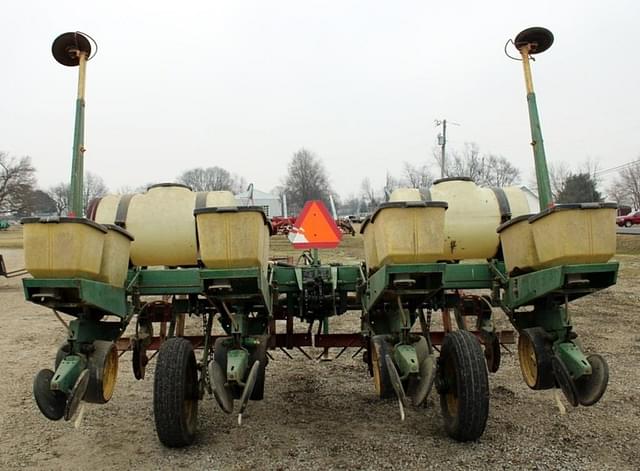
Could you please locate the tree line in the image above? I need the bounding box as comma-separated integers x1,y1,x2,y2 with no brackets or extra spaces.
0,151,246,218
2,146,639,219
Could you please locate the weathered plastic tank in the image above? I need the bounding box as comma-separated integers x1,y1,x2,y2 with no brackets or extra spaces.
91,184,237,267
427,178,531,260
390,178,532,260
194,206,272,272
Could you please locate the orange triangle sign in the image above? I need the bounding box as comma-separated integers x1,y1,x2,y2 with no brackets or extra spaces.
288,200,342,249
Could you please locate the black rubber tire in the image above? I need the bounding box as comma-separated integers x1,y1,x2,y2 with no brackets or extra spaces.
371,335,394,399
625,220,632,227
153,337,199,448
248,335,269,401
438,330,489,442
517,328,555,390
84,341,119,404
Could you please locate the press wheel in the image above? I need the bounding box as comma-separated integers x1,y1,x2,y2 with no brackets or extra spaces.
518,328,555,390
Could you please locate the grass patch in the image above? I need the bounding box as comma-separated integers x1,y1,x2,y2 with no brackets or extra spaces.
0,226,23,248
269,232,364,264
616,234,640,255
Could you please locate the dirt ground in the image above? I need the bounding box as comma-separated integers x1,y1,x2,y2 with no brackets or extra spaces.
1,228,639,470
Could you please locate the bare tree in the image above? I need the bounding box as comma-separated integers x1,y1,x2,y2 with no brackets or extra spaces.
484,154,521,187
0,152,36,214
48,183,70,216
83,172,108,214
113,184,155,194
445,142,484,181
606,180,631,207
608,159,640,208
177,166,244,193
47,172,108,216
402,162,433,188
360,177,378,211
283,148,332,213
441,143,520,187
575,157,602,190
384,172,401,198
544,161,571,200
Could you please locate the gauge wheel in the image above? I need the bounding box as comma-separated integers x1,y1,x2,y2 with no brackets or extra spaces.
85,341,119,404
371,335,394,399
437,330,489,442
153,337,199,447
517,328,555,390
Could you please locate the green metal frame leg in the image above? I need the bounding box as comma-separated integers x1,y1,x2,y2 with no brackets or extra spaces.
51,355,84,395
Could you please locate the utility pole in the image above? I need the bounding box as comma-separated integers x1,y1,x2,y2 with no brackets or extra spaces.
440,119,447,178
435,119,458,178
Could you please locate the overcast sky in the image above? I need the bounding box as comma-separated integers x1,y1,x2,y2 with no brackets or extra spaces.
2,0,639,198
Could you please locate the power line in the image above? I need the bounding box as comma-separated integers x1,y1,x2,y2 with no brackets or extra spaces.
595,159,640,176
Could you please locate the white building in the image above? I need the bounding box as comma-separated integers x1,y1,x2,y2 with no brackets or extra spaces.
520,185,541,213
235,188,282,217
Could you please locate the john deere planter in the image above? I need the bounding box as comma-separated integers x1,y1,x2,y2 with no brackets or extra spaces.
22,28,617,446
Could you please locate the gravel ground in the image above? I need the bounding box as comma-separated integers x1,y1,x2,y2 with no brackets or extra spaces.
1,245,639,471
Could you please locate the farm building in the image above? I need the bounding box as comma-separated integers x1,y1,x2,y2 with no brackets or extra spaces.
235,188,282,217
519,185,540,213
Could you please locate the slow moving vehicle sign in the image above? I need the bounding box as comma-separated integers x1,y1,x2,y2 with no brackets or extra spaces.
288,200,342,249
